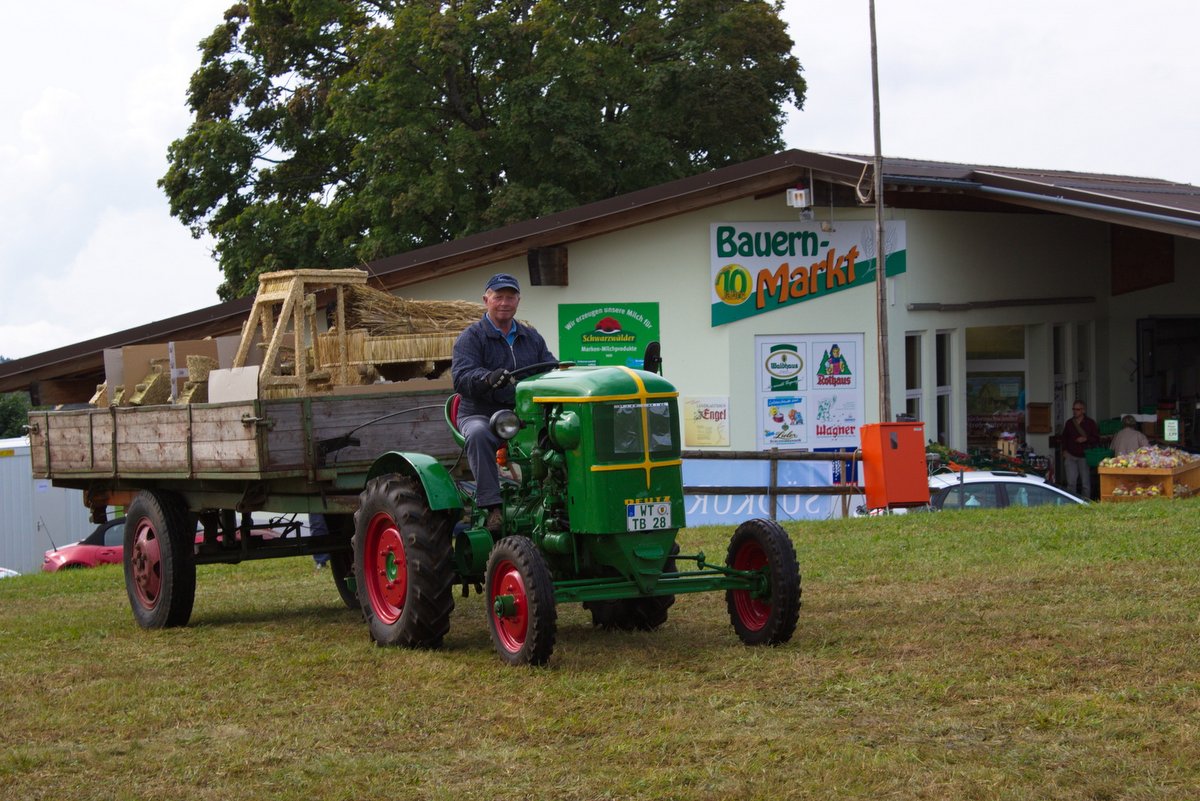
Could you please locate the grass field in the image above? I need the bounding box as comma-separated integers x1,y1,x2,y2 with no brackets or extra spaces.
1,500,1198,800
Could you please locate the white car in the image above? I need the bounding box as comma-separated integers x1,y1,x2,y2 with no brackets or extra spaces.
0,567,20,579
857,470,1087,515
928,470,1088,510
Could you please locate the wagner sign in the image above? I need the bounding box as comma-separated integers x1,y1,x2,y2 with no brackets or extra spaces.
710,221,906,326
757,334,865,451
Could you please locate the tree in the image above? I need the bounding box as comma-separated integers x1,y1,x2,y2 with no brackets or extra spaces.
0,358,31,438
161,0,806,299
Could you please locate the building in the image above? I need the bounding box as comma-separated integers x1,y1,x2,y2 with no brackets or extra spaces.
3,149,1198,514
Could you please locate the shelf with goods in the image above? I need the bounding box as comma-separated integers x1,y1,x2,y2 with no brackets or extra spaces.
1097,446,1200,502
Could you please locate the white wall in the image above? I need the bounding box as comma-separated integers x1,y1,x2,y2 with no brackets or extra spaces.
390,194,1193,452
0,437,94,574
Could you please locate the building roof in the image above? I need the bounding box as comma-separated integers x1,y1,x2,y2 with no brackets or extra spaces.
3,148,1198,397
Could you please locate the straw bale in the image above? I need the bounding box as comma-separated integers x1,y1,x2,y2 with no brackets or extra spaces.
178,381,208,404
129,369,172,406
363,333,456,364
187,355,218,383
89,383,109,407
343,285,483,337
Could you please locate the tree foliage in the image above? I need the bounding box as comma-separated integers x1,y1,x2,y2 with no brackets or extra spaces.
0,358,31,439
162,0,806,300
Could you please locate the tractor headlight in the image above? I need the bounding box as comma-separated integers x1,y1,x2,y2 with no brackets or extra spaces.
490,409,522,440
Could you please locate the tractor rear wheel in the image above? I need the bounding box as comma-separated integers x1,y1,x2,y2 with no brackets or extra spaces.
725,518,801,646
353,474,455,648
123,490,196,629
584,544,678,631
485,535,557,666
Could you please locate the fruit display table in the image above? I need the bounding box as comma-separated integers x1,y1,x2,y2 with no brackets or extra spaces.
1098,447,1200,501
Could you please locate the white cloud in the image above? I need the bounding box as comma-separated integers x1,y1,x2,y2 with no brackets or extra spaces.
781,0,1200,184
1,208,218,358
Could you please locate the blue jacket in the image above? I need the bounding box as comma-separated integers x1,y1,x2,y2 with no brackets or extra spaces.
452,315,556,419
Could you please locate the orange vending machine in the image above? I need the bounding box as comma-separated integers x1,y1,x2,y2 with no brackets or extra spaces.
860,422,930,511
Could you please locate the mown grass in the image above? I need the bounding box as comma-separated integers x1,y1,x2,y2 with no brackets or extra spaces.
1,499,1198,800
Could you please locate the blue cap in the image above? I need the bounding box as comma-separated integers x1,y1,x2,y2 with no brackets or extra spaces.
485,273,521,293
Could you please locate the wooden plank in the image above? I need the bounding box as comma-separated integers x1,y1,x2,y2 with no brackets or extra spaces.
190,402,263,472
114,407,191,473
43,409,115,475
262,399,309,472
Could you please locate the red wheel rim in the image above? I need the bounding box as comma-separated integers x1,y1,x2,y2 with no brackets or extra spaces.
365,511,407,625
731,539,770,631
489,559,528,653
130,518,162,609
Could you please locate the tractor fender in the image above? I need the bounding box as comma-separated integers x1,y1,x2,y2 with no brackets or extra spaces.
365,452,462,512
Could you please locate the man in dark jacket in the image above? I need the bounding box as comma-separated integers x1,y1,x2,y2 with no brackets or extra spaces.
452,273,556,532
1060,399,1100,498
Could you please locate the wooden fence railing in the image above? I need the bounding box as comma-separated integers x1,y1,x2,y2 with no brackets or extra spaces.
680,449,865,520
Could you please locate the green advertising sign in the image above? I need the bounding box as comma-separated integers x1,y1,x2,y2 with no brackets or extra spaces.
710,221,907,326
558,303,660,367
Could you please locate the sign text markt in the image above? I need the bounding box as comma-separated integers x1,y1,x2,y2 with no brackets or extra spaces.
710,221,906,326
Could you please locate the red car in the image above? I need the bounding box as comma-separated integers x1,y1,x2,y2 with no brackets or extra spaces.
43,517,290,572
42,518,126,571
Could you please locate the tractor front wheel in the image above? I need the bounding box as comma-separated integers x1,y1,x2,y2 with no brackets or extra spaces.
123,490,196,629
725,518,801,646
353,474,455,648
584,544,679,631
485,536,557,666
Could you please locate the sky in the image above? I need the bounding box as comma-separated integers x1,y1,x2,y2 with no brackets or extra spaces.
1,1,1197,362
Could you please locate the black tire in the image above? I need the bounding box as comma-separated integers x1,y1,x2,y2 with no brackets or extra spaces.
485,535,557,666
353,474,455,648
725,518,801,646
329,551,360,610
325,515,360,610
123,490,196,629
584,544,678,631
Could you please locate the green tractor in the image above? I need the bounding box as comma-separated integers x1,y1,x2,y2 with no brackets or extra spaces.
351,359,801,665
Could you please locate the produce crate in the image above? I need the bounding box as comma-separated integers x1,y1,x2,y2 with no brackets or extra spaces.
1098,461,1200,502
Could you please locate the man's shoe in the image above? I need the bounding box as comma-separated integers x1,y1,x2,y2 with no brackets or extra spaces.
485,507,504,535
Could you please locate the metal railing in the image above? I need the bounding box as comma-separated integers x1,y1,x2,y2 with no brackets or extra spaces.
681,449,865,521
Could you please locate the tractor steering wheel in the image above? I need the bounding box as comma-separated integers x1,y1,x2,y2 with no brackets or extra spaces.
509,361,571,381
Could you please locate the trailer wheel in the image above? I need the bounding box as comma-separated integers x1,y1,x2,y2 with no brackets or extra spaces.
123,490,196,629
353,474,454,648
584,544,678,631
725,518,801,646
485,535,557,666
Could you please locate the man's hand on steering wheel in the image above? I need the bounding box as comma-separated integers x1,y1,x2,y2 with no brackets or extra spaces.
486,368,513,389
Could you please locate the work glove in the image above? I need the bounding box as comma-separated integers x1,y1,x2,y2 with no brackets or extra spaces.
486,368,513,389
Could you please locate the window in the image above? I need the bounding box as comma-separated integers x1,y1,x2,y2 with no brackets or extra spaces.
1010,484,1078,508
938,482,1000,510
935,331,952,445
595,402,678,461
905,333,922,421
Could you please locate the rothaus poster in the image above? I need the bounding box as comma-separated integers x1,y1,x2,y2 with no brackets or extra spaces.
756,333,864,451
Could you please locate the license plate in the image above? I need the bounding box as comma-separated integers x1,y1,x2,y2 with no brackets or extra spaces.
626,501,672,531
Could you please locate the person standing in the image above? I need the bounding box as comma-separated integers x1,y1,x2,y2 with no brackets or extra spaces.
1060,400,1100,497
1110,414,1150,455
452,273,556,533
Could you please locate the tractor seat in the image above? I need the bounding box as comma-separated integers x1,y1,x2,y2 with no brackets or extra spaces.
445,393,466,448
